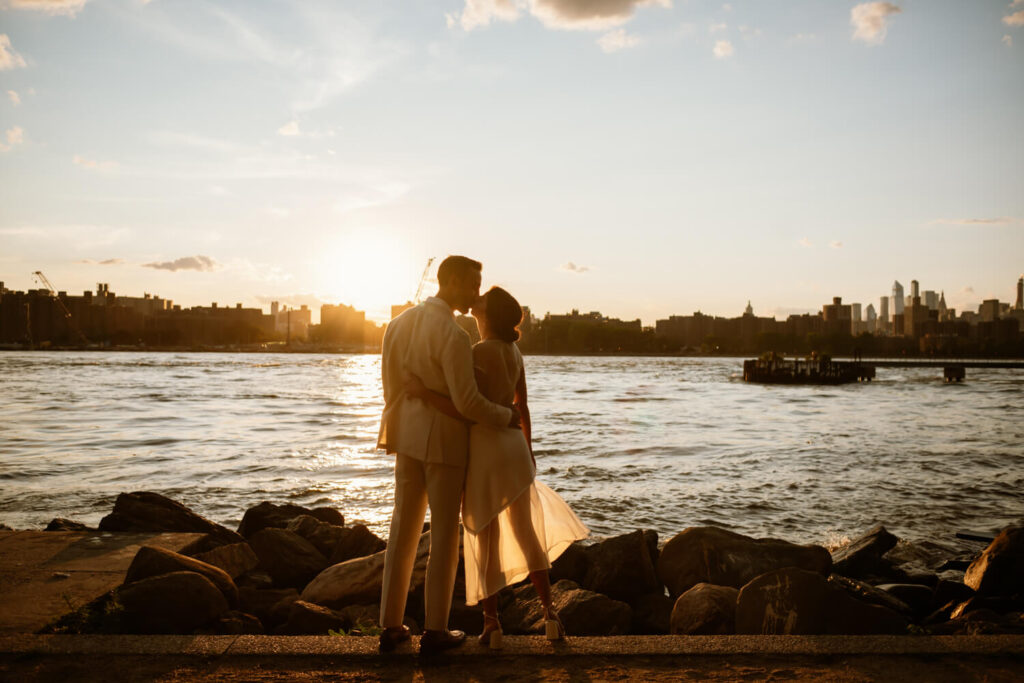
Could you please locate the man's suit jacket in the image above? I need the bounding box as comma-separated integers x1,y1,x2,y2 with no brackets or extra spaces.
377,297,514,468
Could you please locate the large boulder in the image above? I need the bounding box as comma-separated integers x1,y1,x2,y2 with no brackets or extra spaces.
630,592,674,634
583,530,662,603
831,524,900,581
248,528,329,589
124,545,238,607
828,574,912,617
194,542,260,579
549,542,591,585
286,515,348,558
116,571,229,634
735,567,907,635
877,583,934,618
328,524,387,564
500,580,631,636
302,532,430,609
45,518,92,531
274,600,352,635
99,492,243,547
657,527,832,598
237,502,344,538
206,610,263,635
670,583,739,635
964,526,1024,597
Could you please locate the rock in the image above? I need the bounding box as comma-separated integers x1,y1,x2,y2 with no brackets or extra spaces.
827,575,912,617
657,527,832,598
631,592,673,635
236,570,274,590
45,518,92,531
194,543,260,580
0,523,13,531
883,539,959,582
248,528,329,589
549,542,590,585
275,600,352,635
877,583,934,617
238,587,299,628
670,583,739,635
643,529,660,565
500,580,631,636
735,567,907,635
328,524,387,564
302,532,430,609
336,604,382,631
583,530,662,603
99,492,243,547
964,526,1024,597
932,579,975,612
237,502,343,538
448,602,484,636
124,546,238,607
207,611,263,635
831,524,899,580
286,515,347,558
116,571,229,634
950,595,1024,620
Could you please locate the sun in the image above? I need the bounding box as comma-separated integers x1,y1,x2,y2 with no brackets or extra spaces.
316,230,422,322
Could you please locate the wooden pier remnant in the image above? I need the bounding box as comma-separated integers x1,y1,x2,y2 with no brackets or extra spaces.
743,355,875,385
944,365,966,383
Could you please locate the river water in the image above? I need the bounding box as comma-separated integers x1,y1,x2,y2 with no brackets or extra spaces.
1,352,1021,550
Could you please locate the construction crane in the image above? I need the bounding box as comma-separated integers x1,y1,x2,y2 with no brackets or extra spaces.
31,270,90,345
413,257,435,304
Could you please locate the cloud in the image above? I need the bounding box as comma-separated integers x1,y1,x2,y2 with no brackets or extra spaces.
277,120,300,136
1005,10,1024,26
559,261,590,274
76,257,125,265
709,22,727,34
6,90,20,105
713,40,734,58
0,125,24,152
797,237,813,248
7,0,88,17
597,28,641,52
143,255,220,272
851,2,901,44
829,241,844,249
1004,34,1014,47
73,154,117,171
449,0,672,32
0,34,27,71
932,216,1021,226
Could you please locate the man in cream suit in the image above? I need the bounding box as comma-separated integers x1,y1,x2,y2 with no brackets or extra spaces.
377,255,517,655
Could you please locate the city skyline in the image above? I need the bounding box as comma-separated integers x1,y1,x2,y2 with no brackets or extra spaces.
2,1,1023,324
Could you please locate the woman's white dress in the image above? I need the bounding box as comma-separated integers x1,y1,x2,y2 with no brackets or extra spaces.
462,340,589,605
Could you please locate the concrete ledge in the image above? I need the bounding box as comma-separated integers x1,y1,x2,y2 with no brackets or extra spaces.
3,634,1023,658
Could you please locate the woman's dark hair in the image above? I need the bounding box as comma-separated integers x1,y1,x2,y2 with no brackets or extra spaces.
483,286,523,343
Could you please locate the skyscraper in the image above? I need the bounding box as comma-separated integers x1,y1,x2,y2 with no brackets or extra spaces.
910,280,920,299
880,295,889,323
1016,276,1023,311
923,290,938,310
892,281,904,316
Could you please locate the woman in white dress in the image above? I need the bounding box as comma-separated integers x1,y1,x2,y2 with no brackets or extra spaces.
404,286,589,648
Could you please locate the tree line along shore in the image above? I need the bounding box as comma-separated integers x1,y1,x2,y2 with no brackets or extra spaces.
12,492,1022,638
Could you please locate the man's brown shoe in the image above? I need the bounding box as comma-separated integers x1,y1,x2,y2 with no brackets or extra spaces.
419,629,466,656
378,626,411,653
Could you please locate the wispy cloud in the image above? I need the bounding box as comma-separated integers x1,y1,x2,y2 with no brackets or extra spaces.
6,89,20,105
73,154,117,171
277,121,300,136
932,216,1021,226
829,240,844,249
597,28,641,53
1005,10,1024,27
851,2,901,44
0,34,27,70
559,261,591,274
448,0,672,32
143,255,220,272
76,257,125,265
713,39,734,58
6,0,88,17
709,22,728,34
0,125,24,152
796,237,813,248
1004,34,1014,47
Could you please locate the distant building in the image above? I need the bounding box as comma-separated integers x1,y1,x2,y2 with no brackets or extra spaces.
892,281,905,317
910,280,920,300
391,301,415,320
979,299,1002,323
865,303,877,334
878,296,889,335
1016,277,1023,311
923,290,938,311
822,297,852,335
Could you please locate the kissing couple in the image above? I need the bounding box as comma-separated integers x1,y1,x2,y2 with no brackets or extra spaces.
376,255,589,655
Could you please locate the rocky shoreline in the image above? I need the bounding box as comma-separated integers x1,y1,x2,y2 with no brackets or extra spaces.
15,492,1022,638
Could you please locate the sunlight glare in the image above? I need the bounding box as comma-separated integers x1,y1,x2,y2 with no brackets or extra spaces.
316,230,420,322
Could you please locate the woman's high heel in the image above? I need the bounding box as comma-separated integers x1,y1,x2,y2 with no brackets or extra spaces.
544,611,565,641
479,614,504,650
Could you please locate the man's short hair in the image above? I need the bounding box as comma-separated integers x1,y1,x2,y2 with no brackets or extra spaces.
436,255,482,286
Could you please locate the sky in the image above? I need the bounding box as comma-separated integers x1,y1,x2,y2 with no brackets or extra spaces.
1,0,1022,325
